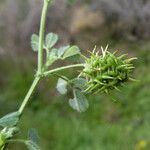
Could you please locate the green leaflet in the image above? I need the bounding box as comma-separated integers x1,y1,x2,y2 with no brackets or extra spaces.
56,78,68,95
46,48,58,66
63,46,80,59
71,77,87,90
26,128,41,150
46,46,69,66
28,129,39,145
31,32,58,53
31,34,39,51
46,45,81,67
57,45,70,58
69,89,89,112
0,112,20,128
45,33,58,49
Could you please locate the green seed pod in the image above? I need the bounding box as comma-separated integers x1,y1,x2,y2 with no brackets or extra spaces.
81,46,136,94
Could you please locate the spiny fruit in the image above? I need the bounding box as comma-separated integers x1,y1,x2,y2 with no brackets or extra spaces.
81,46,136,94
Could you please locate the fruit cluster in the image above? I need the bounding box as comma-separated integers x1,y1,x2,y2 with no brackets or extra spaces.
81,47,136,94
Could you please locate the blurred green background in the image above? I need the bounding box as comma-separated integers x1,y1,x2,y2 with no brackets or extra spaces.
0,0,150,149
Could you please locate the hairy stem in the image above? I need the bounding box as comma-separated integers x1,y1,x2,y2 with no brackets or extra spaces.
18,0,51,118
43,64,85,76
18,76,40,115
38,0,50,74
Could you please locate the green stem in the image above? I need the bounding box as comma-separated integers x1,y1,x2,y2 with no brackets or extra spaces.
18,64,84,115
18,0,51,119
18,76,40,115
38,0,49,74
43,64,85,76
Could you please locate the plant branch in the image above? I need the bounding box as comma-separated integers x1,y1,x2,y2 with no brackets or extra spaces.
18,64,84,115
18,76,40,115
38,0,50,74
43,64,85,76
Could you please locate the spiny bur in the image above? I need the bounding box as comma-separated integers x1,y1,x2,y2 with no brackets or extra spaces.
81,46,137,94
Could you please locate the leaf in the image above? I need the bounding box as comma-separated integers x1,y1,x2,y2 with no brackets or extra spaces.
0,112,20,127
31,34,39,51
45,33,58,49
69,89,89,112
46,57,58,66
71,77,87,90
56,78,68,95
25,141,40,150
57,45,70,58
28,129,39,144
46,48,58,66
49,48,57,58
63,46,80,59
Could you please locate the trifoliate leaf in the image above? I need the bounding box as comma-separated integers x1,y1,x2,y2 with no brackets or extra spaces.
0,112,20,127
45,33,58,49
69,89,89,112
31,34,39,51
56,78,68,95
28,129,39,144
57,46,70,58
63,46,80,59
25,141,40,150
